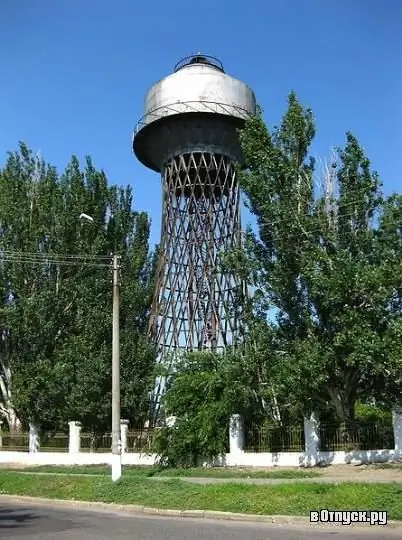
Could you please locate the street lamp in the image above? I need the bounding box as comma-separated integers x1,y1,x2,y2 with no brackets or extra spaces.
79,213,122,481
79,213,94,223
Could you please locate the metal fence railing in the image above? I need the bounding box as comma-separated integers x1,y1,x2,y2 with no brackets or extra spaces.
0,432,69,452
126,429,157,452
80,433,112,453
40,433,69,452
319,421,395,452
244,424,305,453
244,420,395,454
0,432,29,451
0,421,396,454
78,430,158,453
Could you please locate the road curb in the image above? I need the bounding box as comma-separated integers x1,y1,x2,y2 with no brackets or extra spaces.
0,494,401,529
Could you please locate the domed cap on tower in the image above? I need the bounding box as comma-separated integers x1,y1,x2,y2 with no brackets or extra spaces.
133,54,256,171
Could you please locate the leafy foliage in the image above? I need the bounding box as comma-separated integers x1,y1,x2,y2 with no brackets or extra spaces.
0,144,155,432
153,351,261,466
223,93,402,426
153,93,401,463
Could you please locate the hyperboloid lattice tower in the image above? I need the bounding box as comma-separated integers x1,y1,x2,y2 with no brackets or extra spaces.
133,54,256,407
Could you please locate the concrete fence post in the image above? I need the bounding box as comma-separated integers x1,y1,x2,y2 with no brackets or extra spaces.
120,419,129,454
68,421,82,454
229,414,244,454
303,413,319,466
392,408,402,459
29,423,40,453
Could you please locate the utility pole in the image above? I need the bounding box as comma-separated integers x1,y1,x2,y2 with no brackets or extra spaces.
79,214,122,481
111,252,122,481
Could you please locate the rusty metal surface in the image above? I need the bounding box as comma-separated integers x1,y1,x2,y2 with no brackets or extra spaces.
149,152,244,354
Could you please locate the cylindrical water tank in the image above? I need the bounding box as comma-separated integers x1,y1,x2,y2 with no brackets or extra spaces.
133,54,256,172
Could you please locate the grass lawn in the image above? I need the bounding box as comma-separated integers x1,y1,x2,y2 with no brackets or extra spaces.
1,465,319,479
0,472,401,519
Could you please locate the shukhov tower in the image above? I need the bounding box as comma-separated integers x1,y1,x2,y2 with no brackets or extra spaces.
133,54,256,407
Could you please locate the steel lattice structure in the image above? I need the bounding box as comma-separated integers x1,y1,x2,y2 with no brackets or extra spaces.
151,151,242,353
133,55,256,419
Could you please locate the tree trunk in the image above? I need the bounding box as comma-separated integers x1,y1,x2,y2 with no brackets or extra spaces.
8,409,22,432
327,386,358,449
1,407,22,432
330,391,355,422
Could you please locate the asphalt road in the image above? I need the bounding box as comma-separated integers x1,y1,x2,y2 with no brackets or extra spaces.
0,500,400,540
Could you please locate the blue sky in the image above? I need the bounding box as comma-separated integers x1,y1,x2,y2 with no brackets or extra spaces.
1,0,401,247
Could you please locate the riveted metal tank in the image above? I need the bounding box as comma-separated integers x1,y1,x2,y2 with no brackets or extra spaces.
133,55,256,172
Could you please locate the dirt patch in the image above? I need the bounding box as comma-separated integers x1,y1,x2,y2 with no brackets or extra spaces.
0,462,30,469
1,462,401,481
313,463,402,481
238,463,402,481
0,462,41,470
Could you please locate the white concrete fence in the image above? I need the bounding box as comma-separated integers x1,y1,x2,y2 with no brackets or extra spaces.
0,410,401,467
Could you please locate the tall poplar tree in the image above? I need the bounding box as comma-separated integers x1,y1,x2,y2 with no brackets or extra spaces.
226,94,402,426
0,144,155,433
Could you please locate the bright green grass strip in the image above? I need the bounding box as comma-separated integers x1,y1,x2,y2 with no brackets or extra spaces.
0,472,401,519
2,465,319,479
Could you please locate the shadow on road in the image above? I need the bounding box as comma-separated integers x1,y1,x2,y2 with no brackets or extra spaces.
0,507,39,529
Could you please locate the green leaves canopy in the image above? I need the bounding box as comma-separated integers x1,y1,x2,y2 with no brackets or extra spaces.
0,144,156,432
226,93,402,423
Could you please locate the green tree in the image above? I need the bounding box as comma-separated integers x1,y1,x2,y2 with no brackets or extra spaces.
0,144,155,433
153,350,260,466
225,94,402,427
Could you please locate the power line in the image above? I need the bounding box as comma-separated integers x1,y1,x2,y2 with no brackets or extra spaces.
240,208,401,250
247,193,389,230
0,250,111,261
0,254,110,269
0,207,399,269
0,194,399,270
